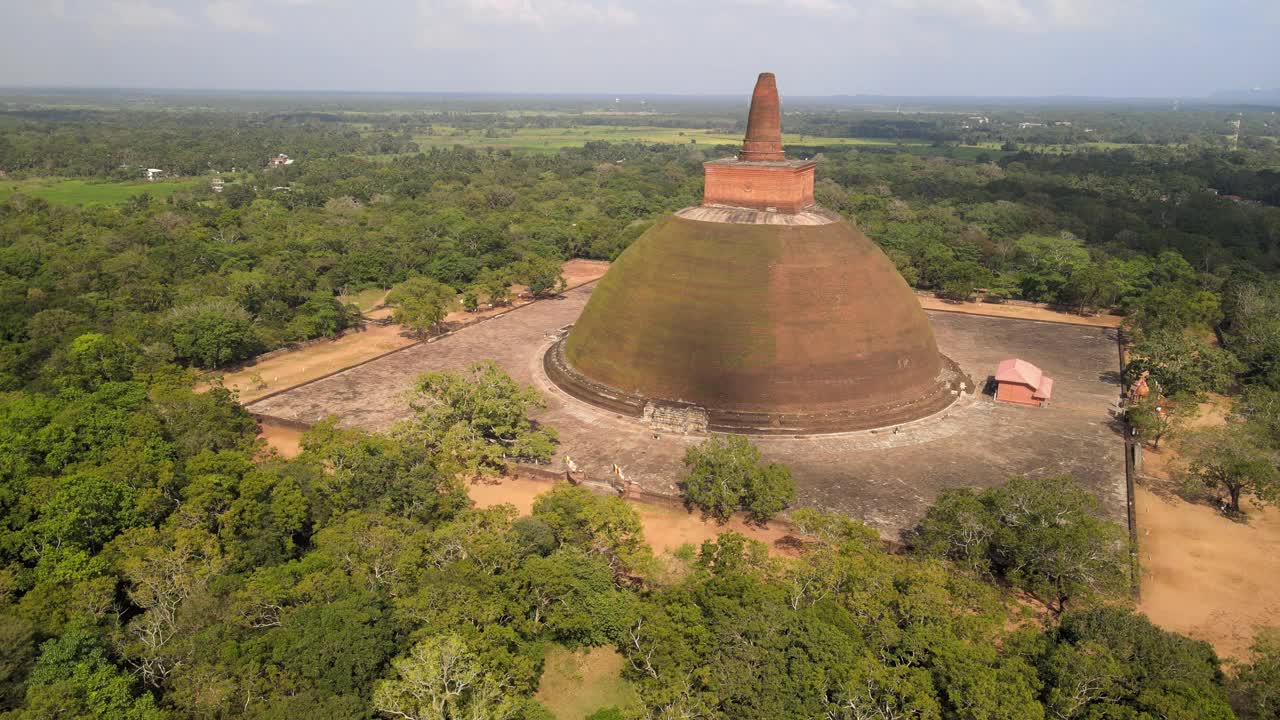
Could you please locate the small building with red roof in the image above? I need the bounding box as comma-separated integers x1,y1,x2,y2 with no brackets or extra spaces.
994,358,1054,407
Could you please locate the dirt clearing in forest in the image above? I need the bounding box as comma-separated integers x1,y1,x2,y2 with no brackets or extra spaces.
1136,394,1280,660
1137,483,1280,660
916,295,1123,327
535,645,640,719
468,474,798,557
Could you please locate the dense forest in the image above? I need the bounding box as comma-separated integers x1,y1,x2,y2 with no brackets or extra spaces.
2,99,1280,717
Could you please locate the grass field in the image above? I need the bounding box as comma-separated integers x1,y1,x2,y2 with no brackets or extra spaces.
337,287,390,313
405,125,1149,160
535,645,640,719
0,177,203,205
413,125,938,153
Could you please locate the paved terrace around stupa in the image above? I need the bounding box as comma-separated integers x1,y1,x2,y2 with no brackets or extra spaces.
247,281,1126,537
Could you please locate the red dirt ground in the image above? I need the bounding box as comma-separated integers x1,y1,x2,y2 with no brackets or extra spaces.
257,417,304,459
917,296,1123,328
219,323,418,404
255,418,797,558
1136,394,1280,660
469,475,796,556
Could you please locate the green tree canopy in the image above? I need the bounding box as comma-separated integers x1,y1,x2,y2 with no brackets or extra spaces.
1182,423,1279,514
386,276,457,335
914,475,1129,612
680,434,796,523
399,361,557,477
166,298,261,369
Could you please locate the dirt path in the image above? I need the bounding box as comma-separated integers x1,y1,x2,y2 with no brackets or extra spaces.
215,323,418,404
917,295,1123,328
1135,394,1280,660
468,475,796,556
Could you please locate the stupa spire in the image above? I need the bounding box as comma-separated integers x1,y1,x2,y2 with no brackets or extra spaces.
738,72,785,161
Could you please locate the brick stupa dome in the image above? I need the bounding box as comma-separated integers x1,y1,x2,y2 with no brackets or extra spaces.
547,73,958,433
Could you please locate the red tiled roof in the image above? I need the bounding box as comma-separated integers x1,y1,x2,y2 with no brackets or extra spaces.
995,358,1042,389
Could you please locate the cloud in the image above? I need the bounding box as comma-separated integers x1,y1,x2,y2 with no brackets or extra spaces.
417,0,637,46
724,0,1147,30
887,0,1035,29
205,0,273,32
1044,0,1145,28
101,0,188,28
729,0,859,18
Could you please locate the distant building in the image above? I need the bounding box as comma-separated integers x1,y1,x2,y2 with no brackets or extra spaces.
143,168,164,181
268,153,294,167
994,358,1054,407
211,177,225,193
1018,122,1044,130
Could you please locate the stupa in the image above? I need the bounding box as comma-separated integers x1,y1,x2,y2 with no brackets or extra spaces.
546,73,961,433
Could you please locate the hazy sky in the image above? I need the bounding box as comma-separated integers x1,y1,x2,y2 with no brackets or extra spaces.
1,0,1276,97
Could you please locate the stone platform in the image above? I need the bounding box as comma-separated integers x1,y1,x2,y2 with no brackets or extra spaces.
543,332,969,435
247,281,1125,536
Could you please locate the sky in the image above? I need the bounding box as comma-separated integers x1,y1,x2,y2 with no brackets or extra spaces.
0,0,1277,98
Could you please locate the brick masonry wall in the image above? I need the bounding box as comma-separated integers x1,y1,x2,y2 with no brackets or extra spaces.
703,163,816,213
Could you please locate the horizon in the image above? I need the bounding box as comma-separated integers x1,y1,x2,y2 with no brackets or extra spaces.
2,83,1276,103
2,1,1277,99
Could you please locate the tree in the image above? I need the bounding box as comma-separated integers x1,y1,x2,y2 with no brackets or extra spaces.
1127,284,1222,335
0,614,36,710
400,361,557,477
461,287,480,313
1221,282,1280,389
285,292,360,341
475,268,512,307
826,655,942,720
1043,607,1235,720
56,333,135,390
1125,392,1195,449
1013,234,1090,304
1233,627,1280,720
1125,330,1241,397
680,434,796,523
938,260,992,302
531,483,651,578
1182,424,1279,515
516,257,565,298
373,634,519,720
387,276,456,335
16,629,169,720
1062,262,1124,314
914,475,1128,612
166,298,260,369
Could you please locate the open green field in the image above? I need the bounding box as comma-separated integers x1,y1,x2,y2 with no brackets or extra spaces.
535,646,640,719
406,125,1151,160
0,177,203,205
413,125,937,152
337,287,390,313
